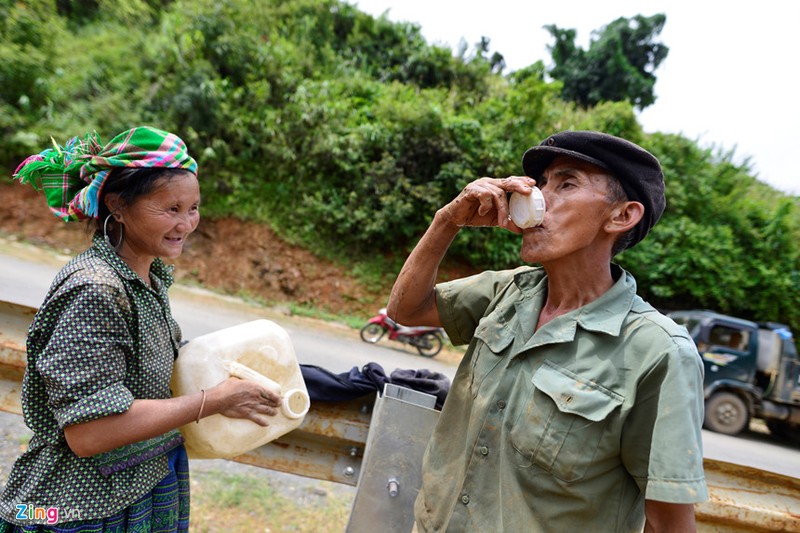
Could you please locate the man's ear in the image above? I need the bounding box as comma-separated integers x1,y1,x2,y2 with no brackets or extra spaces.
606,201,644,235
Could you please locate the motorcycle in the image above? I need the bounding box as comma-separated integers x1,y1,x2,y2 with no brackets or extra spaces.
359,308,445,357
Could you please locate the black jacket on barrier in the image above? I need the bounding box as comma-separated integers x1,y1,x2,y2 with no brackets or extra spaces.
300,362,450,409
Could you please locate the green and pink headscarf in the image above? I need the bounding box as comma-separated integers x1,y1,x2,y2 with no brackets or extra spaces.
14,126,198,222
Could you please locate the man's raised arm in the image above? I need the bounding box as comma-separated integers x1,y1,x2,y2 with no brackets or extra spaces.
386,176,534,326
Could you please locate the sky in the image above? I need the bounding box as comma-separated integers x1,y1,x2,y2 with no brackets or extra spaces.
352,1,799,196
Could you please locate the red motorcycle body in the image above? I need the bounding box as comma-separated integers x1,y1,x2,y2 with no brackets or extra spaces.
360,308,445,357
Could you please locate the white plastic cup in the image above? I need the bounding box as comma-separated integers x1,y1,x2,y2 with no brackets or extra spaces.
509,187,546,228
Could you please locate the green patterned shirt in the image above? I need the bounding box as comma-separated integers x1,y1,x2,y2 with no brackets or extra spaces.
0,234,183,523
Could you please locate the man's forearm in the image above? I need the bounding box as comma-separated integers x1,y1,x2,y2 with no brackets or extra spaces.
644,501,696,532
386,209,460,326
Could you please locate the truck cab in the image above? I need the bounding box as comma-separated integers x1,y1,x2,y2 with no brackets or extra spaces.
669,310,800,439
670,311,758,387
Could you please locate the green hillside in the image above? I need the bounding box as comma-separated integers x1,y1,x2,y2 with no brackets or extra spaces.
2,0,799,331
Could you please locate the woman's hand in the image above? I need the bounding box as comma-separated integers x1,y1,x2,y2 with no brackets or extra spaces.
64,377,283,457
207,377,282,426
437,176,537,233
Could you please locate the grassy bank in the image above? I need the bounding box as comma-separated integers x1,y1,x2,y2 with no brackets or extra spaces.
191,468,354,532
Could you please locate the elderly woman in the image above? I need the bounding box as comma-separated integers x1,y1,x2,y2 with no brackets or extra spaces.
0,127,281,532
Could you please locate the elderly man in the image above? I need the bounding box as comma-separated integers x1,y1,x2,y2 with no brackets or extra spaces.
387,131,708,532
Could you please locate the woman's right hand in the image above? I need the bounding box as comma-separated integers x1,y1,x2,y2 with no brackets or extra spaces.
64,377,283,457
207,377,282,426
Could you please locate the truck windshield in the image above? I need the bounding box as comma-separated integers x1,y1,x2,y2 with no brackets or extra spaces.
709,325,750,352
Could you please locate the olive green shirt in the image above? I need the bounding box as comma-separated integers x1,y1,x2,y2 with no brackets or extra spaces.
0,234,183,524
415,265,708,532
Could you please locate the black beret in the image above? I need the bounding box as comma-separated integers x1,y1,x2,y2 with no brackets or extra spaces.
521,130,665,250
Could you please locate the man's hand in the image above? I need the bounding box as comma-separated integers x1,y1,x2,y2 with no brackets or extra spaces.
387,175,536,327
438,176,536,232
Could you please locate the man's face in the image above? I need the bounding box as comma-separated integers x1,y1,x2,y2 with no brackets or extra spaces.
519,156,618,265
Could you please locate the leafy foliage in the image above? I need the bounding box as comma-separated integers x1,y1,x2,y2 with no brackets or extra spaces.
546,14,668,110
2,0,799,334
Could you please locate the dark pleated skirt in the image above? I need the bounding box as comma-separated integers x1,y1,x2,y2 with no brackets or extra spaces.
0,445,190,533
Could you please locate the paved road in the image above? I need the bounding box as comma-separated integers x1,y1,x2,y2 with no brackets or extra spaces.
1,238,798,480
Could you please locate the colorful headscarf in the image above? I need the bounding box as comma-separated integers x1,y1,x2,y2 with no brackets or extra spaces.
13,126,198,222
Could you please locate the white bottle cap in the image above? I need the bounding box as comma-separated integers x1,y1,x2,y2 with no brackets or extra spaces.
282,388,310,419
509,187,546,228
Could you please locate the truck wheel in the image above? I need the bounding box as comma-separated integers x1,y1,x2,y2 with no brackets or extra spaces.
704,392,749,435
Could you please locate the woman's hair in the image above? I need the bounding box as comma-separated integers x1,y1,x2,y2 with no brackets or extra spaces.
94,167,194,235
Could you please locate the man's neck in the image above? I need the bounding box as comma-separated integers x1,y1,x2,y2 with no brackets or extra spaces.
536,260,615,330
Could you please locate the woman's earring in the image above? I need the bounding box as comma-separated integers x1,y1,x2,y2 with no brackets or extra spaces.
103,213,123,250
103,214,113,246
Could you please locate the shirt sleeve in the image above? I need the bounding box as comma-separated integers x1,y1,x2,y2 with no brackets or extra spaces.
33,279,136,429
621,333,709,504
436,269,517,346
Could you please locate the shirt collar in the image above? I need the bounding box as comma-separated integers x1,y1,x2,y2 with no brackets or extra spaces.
514,264,637,339
573,264,637,336
91,233,175,289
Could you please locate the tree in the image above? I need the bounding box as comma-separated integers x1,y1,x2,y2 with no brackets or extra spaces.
545,14,668,110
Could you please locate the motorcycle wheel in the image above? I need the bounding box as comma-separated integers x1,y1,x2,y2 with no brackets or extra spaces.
416,331,444,357
360,323,385,343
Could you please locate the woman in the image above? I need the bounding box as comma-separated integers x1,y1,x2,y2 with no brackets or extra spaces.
0,127,281,532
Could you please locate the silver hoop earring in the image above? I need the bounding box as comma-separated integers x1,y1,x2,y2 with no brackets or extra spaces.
103,214,123,250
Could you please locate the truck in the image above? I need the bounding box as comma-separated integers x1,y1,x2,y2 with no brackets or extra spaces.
669,309,800,439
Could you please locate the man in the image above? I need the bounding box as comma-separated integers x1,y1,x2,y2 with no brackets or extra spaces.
387,131,708,532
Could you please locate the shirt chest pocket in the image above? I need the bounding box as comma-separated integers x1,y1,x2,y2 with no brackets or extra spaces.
470,322,514,398
509,361,623,482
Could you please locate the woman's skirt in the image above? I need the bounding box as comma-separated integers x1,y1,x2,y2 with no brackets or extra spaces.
0,445,190,533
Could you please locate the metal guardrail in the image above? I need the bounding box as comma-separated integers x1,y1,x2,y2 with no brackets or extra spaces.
697,459,800,532
0,301,32,415
1,300,799,531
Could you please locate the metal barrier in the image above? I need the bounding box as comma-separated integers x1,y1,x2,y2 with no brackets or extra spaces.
0,301,32,415
697,460,800,532
346,384,441,532
1,300,798,531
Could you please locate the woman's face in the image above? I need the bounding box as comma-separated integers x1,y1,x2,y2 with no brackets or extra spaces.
116,172,201,265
